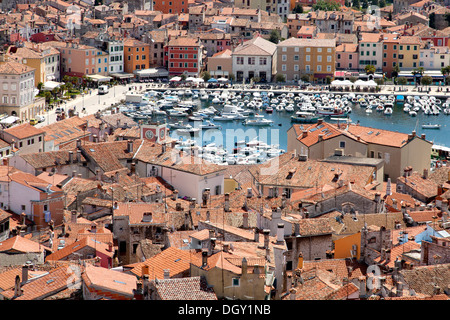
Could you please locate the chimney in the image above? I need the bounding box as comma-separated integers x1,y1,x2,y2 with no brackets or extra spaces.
68,151,73,163
277,223,284,244
76,149,82,163
241,257,248,274
224,193,230,212
317,119,323,125
13,276,22,298
93,135,98,143
263,229,270,249
290,288,297,300
176,203,182,211
162,143,166,153
108,242,113,252
127,140,133,153
254,228,260,242
163,269,170,280
201,249,208,267
247,188,253,198
421,133,426,140
223,243,230,253
318,134,324,142
243,212,249,229
72,170,77,177
423,168,428,179
21,264,29,284
134,281,144,300
302,130,308,138
172,190,178,200
202,188,210,207
96,168,101,181
71,210,77,223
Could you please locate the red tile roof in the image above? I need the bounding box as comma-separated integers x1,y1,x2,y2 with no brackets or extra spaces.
149,276,217,300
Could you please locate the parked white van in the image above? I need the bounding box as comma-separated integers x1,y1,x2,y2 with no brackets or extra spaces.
98,85,109,95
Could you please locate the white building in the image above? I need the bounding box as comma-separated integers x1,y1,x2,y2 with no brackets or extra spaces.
0,59,44,120
420,43,450,70
358,33,383,73
231,36,277,82
107,40,124,74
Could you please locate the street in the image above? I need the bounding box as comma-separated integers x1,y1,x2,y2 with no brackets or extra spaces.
35,83,132,128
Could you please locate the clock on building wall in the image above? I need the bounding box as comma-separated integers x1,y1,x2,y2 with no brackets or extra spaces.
159,128,165,140
145,129,155,140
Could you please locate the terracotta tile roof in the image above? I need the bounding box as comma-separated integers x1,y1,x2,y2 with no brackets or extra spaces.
232,36,277,56
20,148,87,169
406,209,442,224
255,153,376,190
82,263,136,299
385,192,419,211
297,218,333,236
329,212,406,235
397,171,439,199
0,235,51,254
4,123,44,140
167,230,198,249
340,123,425,148
359,32,383,43
278,37,335,48
114,201,184,227
0,265,81,300
325,282,359,299
375,241,421,268
45,236,113,262
168,36,200,47
285,268,341,300
291,122,362,147
129,247,194,278
41,116,88,145
0,60,35,74
150,276,217,300
429,166,450,187
399,264,450,296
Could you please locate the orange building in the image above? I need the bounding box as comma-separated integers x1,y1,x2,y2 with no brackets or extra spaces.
124,38,151,74
382,34,400,78
152,0,188,14
333,232,361,260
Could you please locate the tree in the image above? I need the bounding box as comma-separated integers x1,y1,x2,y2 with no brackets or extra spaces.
364,64,376,75
312,0,341,11
37,82,43,92
292,4,303,13
349,76,358,83
375,78,384,86
392,65,400,78
421,75,433,87
301,74,310,83
412,67,424,85
429,13,436,29
269,29,281,44
201,71,211,82
352,0,360,9
379,0,386,7
275,74,286,83
325,76,332,84
397,77,408,87
441,66,450,77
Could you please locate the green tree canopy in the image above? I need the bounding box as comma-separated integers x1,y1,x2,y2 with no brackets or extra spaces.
364,64,376,75
312,0,341,11
420,75,433,86
275,74,286,83
293,4,303,13
397,77,408,86
269,29,281,44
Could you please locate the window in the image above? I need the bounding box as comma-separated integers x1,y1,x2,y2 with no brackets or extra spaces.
339,141,345,148
306,55,310,61
317,48,322,52
282,54,287,61
317,55,322,62
306,47,311,52
305,65,310,72
237,57,244,65
282,47,287,52
282,64,286,71
327,55,331,62
317,65,322,72
259,57,267,65
232,278,240,287
248,57,255,65
294,65,299,71
327,65,331,72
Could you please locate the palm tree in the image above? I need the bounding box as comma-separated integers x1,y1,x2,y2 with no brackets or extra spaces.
411,67,424,86
364,64,376,75
441,66,450,84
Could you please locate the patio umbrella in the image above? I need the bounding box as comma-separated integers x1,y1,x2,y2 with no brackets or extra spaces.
217,77,229,82
194,78,204,83
185,77,196,82
170,76,182,82
208,78,218,82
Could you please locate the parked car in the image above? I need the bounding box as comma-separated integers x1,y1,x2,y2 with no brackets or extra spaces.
29,118,38,125
36,115,45,123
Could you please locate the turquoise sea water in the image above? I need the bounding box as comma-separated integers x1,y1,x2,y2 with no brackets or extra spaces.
166,96,449,154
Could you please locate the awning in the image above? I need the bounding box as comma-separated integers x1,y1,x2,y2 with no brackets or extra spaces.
0,116,20,124
136,68,169,78
86,74,112,82
43,81,64,91
109,72,135,79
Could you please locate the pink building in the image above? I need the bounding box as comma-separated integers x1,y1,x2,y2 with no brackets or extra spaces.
336,43,359,71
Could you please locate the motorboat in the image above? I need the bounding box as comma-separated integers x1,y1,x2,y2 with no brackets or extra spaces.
384,107,393,115
199,121,222,130
244,117,274,126
422,123,441,129
290,112,319,123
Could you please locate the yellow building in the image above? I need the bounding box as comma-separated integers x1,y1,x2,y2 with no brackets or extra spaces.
6,43,60,86
398,36,421,70
333,232,361,260
277,38,336,84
